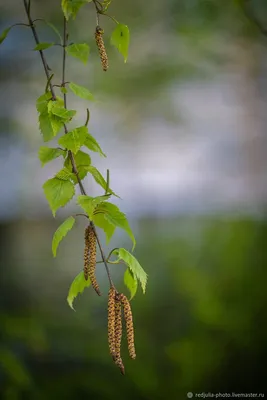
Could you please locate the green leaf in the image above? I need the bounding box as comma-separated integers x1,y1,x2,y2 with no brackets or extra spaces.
67,270,91,310
36,92,52,114
38,113,55,142
66,43,90,64
58,126,88,154
0,27,12,45
43,177,75,216
115,248,147,294
84,133,106,157
69,82,94,101
61,0,92,20
52,216,75,257
50,107,76,121
55,167,75,181
34,42,54,50
77,194,110,219
94,202,135,249
38,146,65,167
93,212,116,244
111,24,130,62
37,93,65,141
124,268,138,300
60,87,68,94
64,150,91,182
85,166,107,190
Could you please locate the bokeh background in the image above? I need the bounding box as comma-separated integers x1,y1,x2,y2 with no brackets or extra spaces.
0,0,267,398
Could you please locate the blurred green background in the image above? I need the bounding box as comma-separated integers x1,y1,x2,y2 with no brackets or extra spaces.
0,0,267,398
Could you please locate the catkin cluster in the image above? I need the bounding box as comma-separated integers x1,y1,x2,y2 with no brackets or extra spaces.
83,225,101,296
95,25,109,72
107,289,136,374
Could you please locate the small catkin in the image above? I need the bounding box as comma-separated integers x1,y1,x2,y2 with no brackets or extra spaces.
95,26,109,72
108,288,116,358
88,225,101,296
114,294,123,360
83,226,90,280
121,293,136,360
114,294,125,374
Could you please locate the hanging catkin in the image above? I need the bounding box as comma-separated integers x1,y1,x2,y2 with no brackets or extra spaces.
95,25,109,72
83,226,90,280
88,225,101,296
121,293,136,360
108,287,116,358
114,293,125,374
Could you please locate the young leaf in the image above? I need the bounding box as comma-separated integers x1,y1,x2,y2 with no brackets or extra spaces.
85,166,107,190
50,107,76,121
38,113,55,142
36,92,53,114
84,133,106,157
111,24,130,62
34,42,54,51
58,126,88,154
52,216,75,257
43,177,75,216
66,43,90,64
55,167,75,181
64,150,91,182
38,146,65,167
69,82,94,101
61,0,91,20
124,268,138,300
0,27,12,45
93,212,116,244
67,270,91,310
60,87,68,94
94,202,135,249
77,194,110,219
115,248,147,294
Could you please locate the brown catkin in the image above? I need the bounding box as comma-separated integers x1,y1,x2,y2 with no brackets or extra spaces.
88,225,101,296
121,293,136,360
114,294,125,374
95,26,109,72
83,226,90,280
108,288,116,358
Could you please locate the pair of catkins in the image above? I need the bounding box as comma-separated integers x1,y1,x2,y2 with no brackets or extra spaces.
84,225,136,374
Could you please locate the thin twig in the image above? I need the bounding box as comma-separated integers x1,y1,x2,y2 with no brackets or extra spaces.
23,0,115,289
85,108,90,126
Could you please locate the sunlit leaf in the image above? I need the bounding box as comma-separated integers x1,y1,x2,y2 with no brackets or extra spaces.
50,107,76,121
52,216,75,257
111,24,130,62
124,268,138,300
115,248,147,294
94,202,135,249
34,42,54,50
67,270,91,310
93,212,116,244
38,146,65,167
84,133,106,157
61,0,92,20
66,43,90,64
69,82,94,101
43,177,75,216
77,194,110,219
58,126,88,154
64,150,91,182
